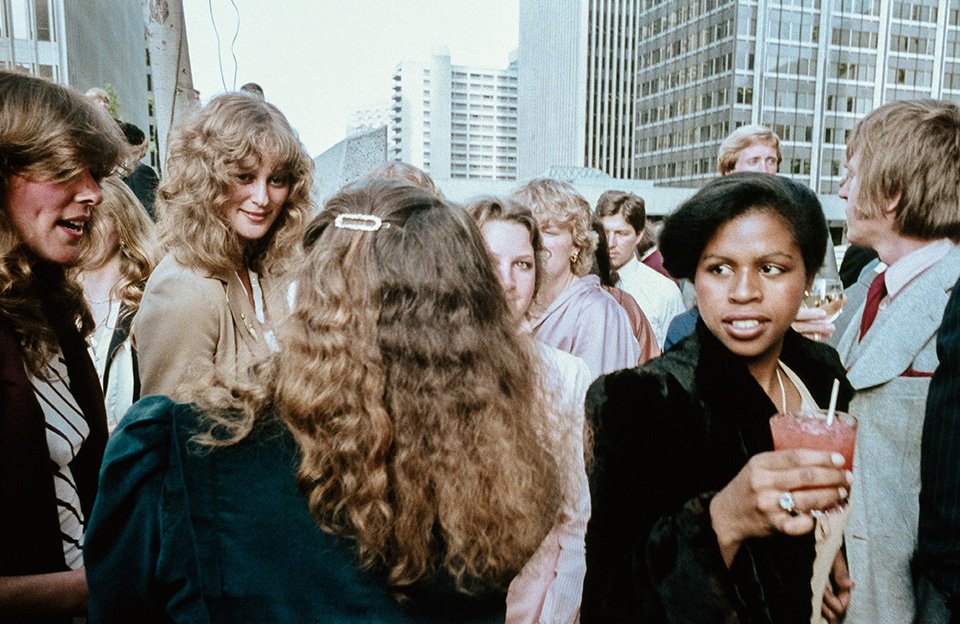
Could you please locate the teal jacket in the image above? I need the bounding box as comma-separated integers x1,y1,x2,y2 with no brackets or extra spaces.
84,396,505,623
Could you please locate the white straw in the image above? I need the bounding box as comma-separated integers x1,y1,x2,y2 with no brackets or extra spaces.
826,379,840,427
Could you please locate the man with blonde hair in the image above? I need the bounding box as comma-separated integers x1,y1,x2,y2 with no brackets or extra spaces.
828,99,960,624
717,124,781,175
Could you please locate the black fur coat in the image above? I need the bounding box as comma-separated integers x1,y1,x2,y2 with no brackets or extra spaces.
581,321,854,623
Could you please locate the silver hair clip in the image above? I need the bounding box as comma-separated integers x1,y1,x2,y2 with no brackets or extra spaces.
334,213,390,232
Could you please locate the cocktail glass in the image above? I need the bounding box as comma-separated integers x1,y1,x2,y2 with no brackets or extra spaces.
769,409,857,472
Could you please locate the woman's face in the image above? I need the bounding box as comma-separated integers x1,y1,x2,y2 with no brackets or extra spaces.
223,155,290,242
695,210,809,370
481,220,537,320
539,219,578,285
5,169,102,265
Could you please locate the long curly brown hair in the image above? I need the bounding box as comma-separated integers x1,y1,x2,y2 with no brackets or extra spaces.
156,93,314,276
0,71,125,375
73,177,158,320
195,179,564,597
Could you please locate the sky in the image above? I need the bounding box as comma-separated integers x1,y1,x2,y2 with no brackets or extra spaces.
183,0,519,157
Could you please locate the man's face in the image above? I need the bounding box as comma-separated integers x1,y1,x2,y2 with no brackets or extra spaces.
733,142,779,174
601,213,641,271
839,151,890,250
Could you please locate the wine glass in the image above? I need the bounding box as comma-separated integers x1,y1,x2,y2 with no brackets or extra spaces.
803,277,844,323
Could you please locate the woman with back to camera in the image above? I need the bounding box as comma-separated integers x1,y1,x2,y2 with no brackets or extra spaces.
467,196,591,623
581,174,856,623
0,71,125,621
511,178,640,378
74,176,157,432
135,93,314,399
85,179,567,622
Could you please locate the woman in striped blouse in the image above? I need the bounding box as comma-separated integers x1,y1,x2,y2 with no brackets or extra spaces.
0,71,125,622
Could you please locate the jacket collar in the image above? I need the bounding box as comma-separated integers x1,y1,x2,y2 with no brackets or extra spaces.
836,246,960,388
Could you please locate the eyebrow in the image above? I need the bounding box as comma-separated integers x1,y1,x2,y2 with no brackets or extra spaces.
701,251,798,263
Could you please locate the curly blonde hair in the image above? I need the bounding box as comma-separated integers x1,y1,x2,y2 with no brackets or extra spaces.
195,179,564,597
511,178,597,277
0,71,125,375
156,93,314,276
74,177,158,320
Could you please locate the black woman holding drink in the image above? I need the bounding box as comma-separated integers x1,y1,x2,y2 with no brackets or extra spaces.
581,174,856,624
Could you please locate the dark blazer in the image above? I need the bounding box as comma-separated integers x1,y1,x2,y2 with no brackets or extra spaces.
915,274,960,613
581,321,854,623
123,162,158,220
0,312,107,622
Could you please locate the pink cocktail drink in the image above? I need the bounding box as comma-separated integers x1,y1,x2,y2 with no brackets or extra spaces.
769,410,857,471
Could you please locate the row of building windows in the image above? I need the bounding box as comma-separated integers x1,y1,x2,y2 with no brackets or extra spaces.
639,18,733,68
892,1,939,23
766,46,819,76
837,0,879,15
640,52,733,96
890,34,934,55
638,120,731,151
833,62,876,82
639,0,733,32
766,12,820,43
639,87,731,124
0,0,54,41
0,59,55,78
831,28,879,49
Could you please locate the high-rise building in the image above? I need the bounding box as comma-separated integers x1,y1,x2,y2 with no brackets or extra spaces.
634,0,960,192
519,0,641,179
388,49,519,181
1,0,155,161
520,0,960,192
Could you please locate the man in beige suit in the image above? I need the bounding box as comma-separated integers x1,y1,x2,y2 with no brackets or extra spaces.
829,100,960,624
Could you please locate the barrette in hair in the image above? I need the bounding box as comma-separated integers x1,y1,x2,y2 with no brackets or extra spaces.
334,213,390,232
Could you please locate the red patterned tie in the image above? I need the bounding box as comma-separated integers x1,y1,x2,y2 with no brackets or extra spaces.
859,271,887,340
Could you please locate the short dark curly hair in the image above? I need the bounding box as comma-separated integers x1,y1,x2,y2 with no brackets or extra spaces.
659,173,827,281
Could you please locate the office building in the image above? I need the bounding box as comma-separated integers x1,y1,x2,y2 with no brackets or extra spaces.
388,49,519,180
520,0,960,192
519,0,641,179
1,0,155,161
634,0,960,192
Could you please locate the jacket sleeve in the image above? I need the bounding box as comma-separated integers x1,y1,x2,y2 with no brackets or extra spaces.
84,396,210,624
570,293,641,379
135,266,222,400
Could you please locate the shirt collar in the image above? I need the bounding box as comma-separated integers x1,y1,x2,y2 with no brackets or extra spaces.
883,239,955,300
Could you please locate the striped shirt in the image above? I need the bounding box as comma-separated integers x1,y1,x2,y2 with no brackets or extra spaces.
26,349,89,569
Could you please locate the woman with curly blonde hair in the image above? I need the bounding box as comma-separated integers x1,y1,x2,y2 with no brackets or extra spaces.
86,179,566,621
135,92,314,399
511,178,639,378
74,177,157,431
0,71,125,621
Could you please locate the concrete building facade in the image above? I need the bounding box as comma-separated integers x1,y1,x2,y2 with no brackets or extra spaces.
388,50,519,181
519,0,642,179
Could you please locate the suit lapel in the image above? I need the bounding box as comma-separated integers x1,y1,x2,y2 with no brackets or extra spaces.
843,249,960,389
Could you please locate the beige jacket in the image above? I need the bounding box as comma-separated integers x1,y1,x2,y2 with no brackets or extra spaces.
135,254,286,401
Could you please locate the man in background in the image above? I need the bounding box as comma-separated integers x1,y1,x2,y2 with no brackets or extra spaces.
597,190,684,349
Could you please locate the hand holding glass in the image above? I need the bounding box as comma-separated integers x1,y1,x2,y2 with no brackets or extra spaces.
803,278,844,324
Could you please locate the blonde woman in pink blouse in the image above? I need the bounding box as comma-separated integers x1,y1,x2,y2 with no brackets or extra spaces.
468,197,590,624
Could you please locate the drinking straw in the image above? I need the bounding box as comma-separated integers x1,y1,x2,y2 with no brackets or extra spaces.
826,379,840,427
